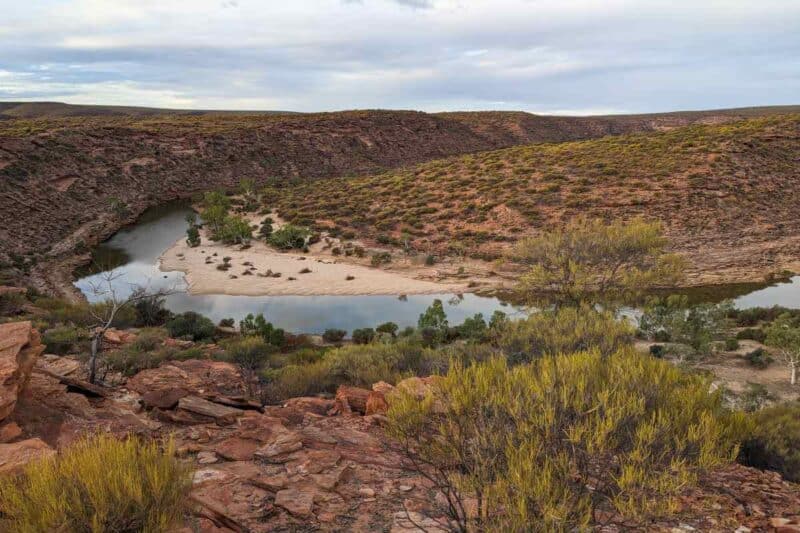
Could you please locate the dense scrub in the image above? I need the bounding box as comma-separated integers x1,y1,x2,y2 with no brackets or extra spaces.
261,115,800,263
0,435,192,532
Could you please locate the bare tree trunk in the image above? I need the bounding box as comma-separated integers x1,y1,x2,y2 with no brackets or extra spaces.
89,334,101,384
791,362,797,386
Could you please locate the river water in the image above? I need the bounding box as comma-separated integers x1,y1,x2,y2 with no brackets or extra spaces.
73,202,799,333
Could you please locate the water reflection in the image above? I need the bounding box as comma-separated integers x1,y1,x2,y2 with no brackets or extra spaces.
74,202,516,333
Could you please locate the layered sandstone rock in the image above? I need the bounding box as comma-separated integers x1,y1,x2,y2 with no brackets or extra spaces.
0,321,45,421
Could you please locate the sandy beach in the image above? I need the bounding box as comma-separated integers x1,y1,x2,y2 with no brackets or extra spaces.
158,218,468,297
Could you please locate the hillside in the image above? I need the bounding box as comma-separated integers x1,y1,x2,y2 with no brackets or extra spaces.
264,114,800,285
0,105,796,294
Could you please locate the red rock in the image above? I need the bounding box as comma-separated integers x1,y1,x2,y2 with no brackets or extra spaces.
372,380,395,395
254,430,303,462
0,437,55,475
365,391,388,415
214,437,259,461
275,487,315,517
283,396,334,416
332,385,371,415
141,387,189,410
0,321,45,421
102,328,123,344
177,396,245,425
0,421,22,443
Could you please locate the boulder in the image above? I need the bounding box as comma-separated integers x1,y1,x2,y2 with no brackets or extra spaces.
0,438,55,475
372,381,395,395
283,396,334,416
254,430,303,462
365,391,389,416
0,421,22,443
127,360,243,397
332,385,371,415
141,387,189,410
0,321,45,421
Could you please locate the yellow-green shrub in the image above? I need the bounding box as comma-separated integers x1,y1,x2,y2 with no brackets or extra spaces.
494,306,633,364
0,434,192,533
386,348,748,531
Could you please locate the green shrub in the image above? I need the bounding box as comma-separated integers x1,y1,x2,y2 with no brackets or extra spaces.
239,313,285,347
224,337,276,398
322,328,347,343
740,403,800,482
352,328,375,345
387,349,748,531
736,327,766,343
268,224,309,250
165,311,215,341
370,252,392,267
130,328,167,352
495,306,633,365
0,291,25,316
375,322,399,338
218,318,235,328
42,326,87,355
649,344,665,358
0,434,192,532
724,338,740,351
745,347,773,369
131,289,172,327
455,313,487,341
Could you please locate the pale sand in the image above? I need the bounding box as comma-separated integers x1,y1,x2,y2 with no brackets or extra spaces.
158,220,467,297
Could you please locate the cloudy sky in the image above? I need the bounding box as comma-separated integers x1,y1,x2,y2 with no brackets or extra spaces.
1,0,799,114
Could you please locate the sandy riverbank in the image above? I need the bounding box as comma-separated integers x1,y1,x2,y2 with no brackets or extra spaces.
158,221,470,297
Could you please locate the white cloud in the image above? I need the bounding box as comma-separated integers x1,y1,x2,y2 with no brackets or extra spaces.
0,0,798,112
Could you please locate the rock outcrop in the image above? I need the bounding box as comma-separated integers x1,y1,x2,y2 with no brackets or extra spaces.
0,321,44,421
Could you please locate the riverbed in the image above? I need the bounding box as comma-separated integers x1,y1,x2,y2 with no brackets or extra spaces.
74,202,800,333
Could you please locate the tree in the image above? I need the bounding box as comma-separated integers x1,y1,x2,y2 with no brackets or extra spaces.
376,321,399,337
638,295,731,357
226,337,275,399
507,217,685,307
201,191,231,235
218,215,252,245
418,299,449,343
186,225,200,247
239,313,285,347
268,224,309,250
765,314,800,385
84,271,174,383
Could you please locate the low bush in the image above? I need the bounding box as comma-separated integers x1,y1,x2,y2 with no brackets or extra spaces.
745,347,773,369
370,252,392,267
387,349,748,531
42,326,87,355
649,344,665,358
268,224,309,250
376,322,399,338
165,311,216,341
494,306,633,365
352,328,375,345
736,328,767,343
130,328,167,352
740,403,800,482
322,328,347,343
0,434,192,532
724,338,740,351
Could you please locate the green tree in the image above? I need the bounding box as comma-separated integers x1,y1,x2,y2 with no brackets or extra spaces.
639,295,731,356
765,314,800,385
201,191,231,235
418,299,449,343
507,217,685,307
268,224,310,250
218,215,252,245
239,313,286,347
186,225,200,247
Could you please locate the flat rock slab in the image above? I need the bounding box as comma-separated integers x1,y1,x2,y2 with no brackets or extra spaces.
0,437,55,475
141,387,189,410
275,487,315,517
178,395,245,425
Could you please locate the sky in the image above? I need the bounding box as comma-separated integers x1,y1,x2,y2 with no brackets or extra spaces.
1,0,799,115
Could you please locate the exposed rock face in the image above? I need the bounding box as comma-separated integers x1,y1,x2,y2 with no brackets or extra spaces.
0,438,55,475
0,321,44,421
0,107,787,296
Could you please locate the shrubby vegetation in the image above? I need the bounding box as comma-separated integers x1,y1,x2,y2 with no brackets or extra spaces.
166,311,216,341
0,434,192,532
387,350,747,530
740,403,800,482
268,224,309,250
638,295,731,357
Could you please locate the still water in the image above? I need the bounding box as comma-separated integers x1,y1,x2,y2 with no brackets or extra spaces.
74,203,799,333
74,203,515,333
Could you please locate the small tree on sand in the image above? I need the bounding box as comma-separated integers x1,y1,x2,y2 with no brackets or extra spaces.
765,314,800,385
507,217,685,307
84,270,174,384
